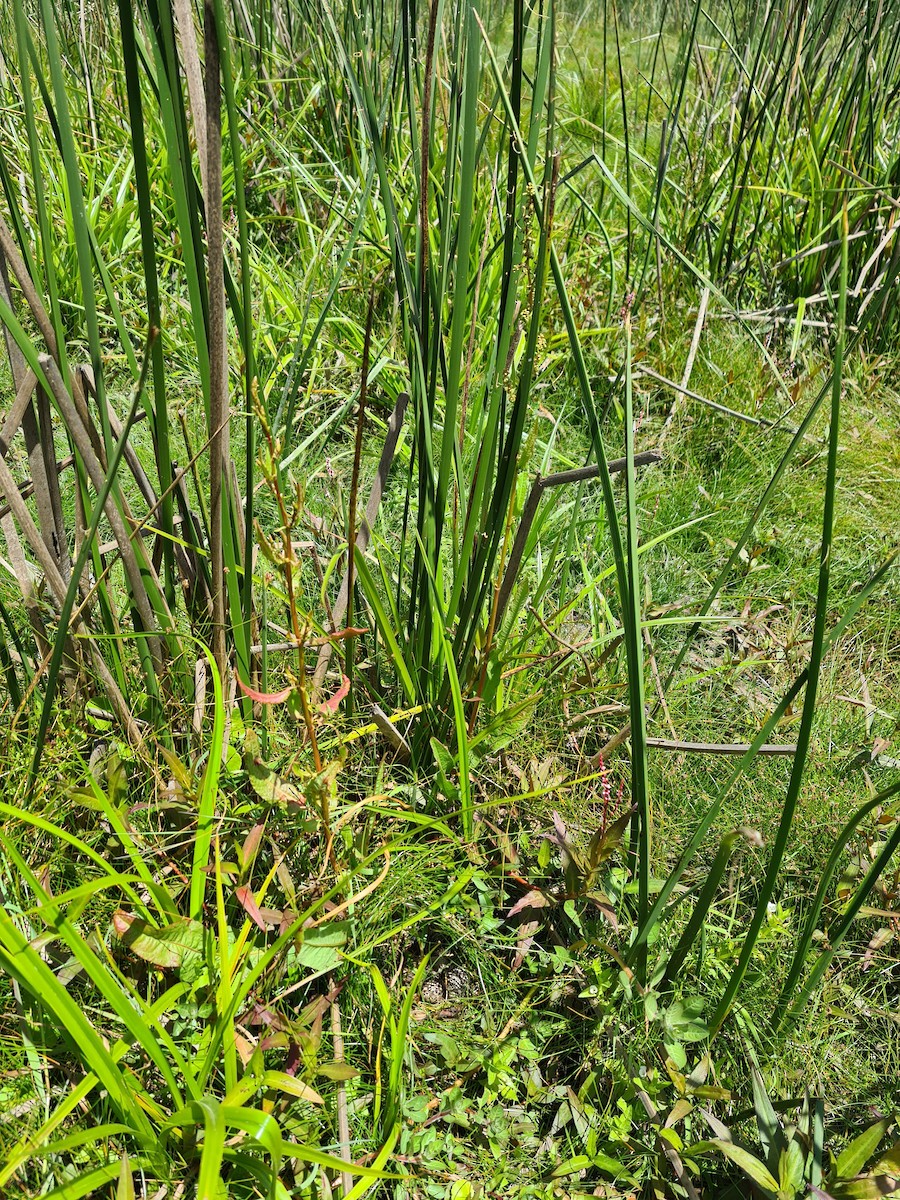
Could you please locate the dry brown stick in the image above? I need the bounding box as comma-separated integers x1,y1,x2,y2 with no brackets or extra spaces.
173,0,208,195
35,382,71,578
591,723,632,763
0,257,56,660
0,452,74,516
85,370,200,592
0,215,59,362
594,727,797,761
39,355,166,670
643,626,677,739
370,703,411,756
638,364,779,430
0,368,38,455
63,426,230,650
79,366,158,510
19,394,64,573
0,247,67,580
645,737,796,755
494,450,662,629
0,447,142,745
330,995,353,1198
659,285,709,447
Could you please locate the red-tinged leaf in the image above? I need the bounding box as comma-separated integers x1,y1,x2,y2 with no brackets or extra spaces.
586,892,619,930
112,911,132,939
316,627,366,644
236,677,292,705
513,919,540,970
238,822,266,872
249,1003,291,1032
235,886,268,932
507,889,549,919
319,674,350,714
551,811,574,865
235,1034,257,1067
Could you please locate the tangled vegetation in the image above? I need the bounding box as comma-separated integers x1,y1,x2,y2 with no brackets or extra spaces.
0,0,898,1196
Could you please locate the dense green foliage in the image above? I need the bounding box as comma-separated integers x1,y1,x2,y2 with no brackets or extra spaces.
0,0,898,1195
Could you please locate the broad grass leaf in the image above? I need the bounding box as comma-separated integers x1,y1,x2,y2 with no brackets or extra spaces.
751,1062,788,1177
826,1181,900,1199
116,1153,135,1200
779,1138,807,1195
112,912,204,970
